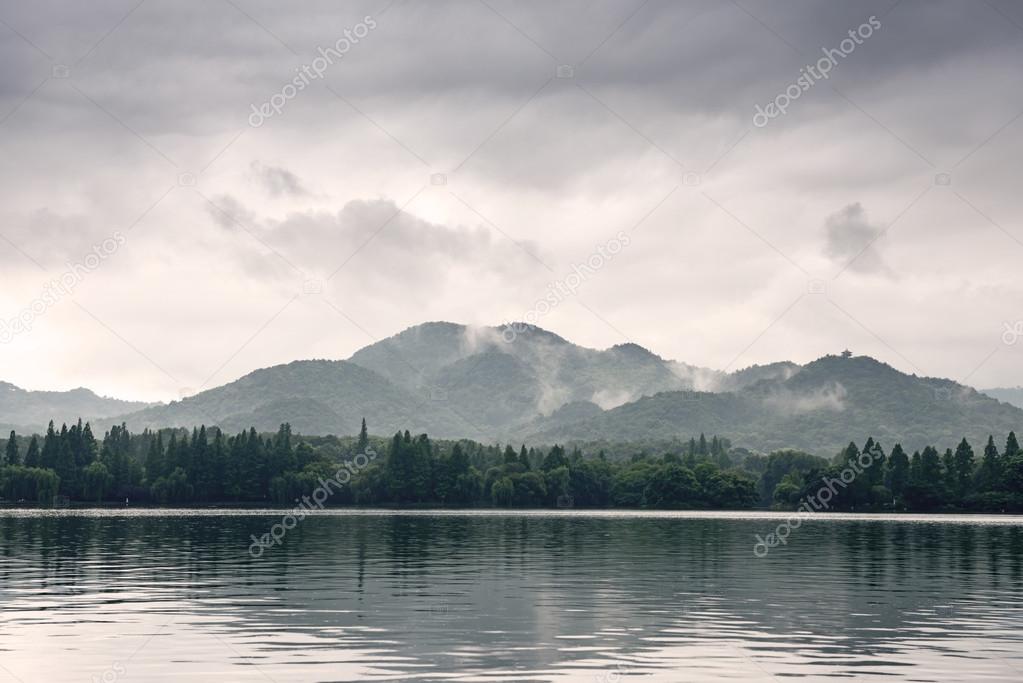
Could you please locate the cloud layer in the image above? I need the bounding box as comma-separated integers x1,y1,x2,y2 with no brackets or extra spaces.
0,0,1021,401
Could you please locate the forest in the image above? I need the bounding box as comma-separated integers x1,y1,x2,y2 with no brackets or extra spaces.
1,418,1022,511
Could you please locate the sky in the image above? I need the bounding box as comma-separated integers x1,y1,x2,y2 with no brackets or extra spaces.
0,0,1021,402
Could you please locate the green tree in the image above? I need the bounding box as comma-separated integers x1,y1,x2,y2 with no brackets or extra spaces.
906,446,946,509
518,445,531,471
4,431,19,466
23,436,40,468
643,463,700,508
40,421,58,470
941,448,956,496
145,433,164,483
491,477,514,506
356,418,369,454
977,435,1002,491
953,438,975,498
1005,431,1020,459
541,445,567,472
83,461,113,502
886,443,910,501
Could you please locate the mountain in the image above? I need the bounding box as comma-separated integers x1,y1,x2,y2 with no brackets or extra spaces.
89,322,711,439
981,387,1023,410
0,381,153,433
10,322,704,440
6,323,1023,457
348,322,695,432
530,354,1023,455
96,360,479,438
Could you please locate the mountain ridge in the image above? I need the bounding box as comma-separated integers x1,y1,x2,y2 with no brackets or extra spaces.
3,322,1021,457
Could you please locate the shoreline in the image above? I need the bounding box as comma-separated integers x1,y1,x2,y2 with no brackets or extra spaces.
4,506,1023,523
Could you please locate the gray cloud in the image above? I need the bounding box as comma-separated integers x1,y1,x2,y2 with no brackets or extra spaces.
0,0,1021,400
251,162,309,197
823,202,890,275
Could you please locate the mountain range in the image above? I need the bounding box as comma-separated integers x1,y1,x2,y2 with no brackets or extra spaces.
3,322,1022,456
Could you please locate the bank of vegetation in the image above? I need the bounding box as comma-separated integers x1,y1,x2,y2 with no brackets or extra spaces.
1,419,1021,511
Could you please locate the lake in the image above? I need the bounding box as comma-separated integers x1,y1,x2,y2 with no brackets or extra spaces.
1,510,1022,682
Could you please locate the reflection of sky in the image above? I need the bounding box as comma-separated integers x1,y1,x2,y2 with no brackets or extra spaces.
1,511,1022,682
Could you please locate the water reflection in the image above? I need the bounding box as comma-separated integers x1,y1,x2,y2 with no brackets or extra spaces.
1,511,1022,682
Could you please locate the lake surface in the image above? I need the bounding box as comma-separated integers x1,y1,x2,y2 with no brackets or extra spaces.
1,510,1022,682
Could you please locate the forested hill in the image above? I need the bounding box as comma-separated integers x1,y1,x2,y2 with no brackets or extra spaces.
0,382,153,433
95,360,480,438
97,322,714,439
3,323,1023,457
529,354,1023,455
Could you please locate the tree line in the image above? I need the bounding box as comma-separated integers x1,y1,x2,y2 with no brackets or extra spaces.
764,433,1023,511
1,418,1021,511
0,419,755,508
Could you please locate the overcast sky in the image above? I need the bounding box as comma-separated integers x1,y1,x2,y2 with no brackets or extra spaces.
0,0,1021,402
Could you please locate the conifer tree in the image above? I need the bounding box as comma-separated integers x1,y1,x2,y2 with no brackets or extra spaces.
942,448,956,494
909,450,922,484
921,446,943,483
4,430,19,466
1006,431,1020,459
979,436,1001,491
145,433,164,484
518,445,531,470
887,444,909,499
357,418,369,454
24,436,40,468
41,421,58,470
953,438,975,498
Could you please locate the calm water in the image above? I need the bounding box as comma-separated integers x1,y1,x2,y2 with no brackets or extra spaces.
1,510,1022,682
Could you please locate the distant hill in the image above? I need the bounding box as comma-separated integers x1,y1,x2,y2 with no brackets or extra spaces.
529,354,1023,455
981,387,1023,410
0,381,153,433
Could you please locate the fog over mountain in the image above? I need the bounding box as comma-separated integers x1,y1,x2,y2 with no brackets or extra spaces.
4,321,1021,456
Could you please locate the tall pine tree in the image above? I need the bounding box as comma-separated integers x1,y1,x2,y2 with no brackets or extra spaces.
357,418,369,454
4,430,19,466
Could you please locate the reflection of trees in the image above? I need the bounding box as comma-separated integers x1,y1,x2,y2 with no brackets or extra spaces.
1,513,1021,678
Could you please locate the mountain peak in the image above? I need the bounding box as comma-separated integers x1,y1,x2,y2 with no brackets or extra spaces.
608,342,662,361
495,322,569,345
